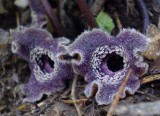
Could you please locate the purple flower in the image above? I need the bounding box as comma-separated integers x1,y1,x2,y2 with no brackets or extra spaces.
68,29,150,105
11,27,73,102
29,0,47,27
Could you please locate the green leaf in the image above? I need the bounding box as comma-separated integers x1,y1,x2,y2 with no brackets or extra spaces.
96,11,114,34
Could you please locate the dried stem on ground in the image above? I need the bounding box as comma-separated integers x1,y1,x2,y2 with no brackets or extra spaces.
150,33,160,43
62,99,87,104
71,75,83,116
107,69,132,116
16,12,20,26
141,74,160,84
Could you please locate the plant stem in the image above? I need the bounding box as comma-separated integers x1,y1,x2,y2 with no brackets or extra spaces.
135,0,150,34
40,0,65,36
76,0,98,28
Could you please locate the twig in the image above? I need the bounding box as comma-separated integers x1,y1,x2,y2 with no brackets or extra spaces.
62,99,87,104
16,12,20,26
135,0,150,34
140,74,160,84
40,0,65,36
143,35,160,58
114,12,122,32
150,33,160,43
76,0,98,28
71,75,82,116
107,69,132,116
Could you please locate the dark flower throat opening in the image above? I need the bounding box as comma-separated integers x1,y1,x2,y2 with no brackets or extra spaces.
106,53,124,72
36,54,54,73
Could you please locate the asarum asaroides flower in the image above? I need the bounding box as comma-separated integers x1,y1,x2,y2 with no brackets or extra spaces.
11,27,73,102
68,29,150,105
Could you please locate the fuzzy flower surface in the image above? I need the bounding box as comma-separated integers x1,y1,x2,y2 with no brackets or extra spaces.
11,27,73,102
68,29,150,105
28,0,47,27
